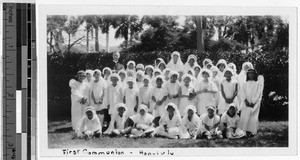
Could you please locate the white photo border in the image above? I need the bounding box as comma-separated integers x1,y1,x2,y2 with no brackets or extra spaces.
37,4,297,158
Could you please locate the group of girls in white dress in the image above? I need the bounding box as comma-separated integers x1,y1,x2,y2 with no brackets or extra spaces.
69,51,264,140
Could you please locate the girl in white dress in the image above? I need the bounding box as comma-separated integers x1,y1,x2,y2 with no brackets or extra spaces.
219,68,239,114
165,71,180,107
103,103,128,136
237,62,254,104
104,73,124,118
195,69,218,116
202,58,213,69
126,60,136,73
197,104,223,139
216,59,227,81
84,69,94,86
139,76,153,111
90,69,106,125
136,70,144,88
158,61,167,73
155,58,166,69
227,63,238,81
145,65,154,79
123,77,139,117
118,69,127,90
179,105,201,139
184,54,199,73
166,51,184,72
187,69,197,87
163,68,171,82
151,75,168,118
126,70,136,79
238,69,264,137
76,106,102,139
69,70,91,130
210,66,221,107
152,69,162,87
152,103,182,139
128,104,155,138
193,65,201,79
178,69,185,83
220,103,245,139
102,67,112,86
178,74,196,116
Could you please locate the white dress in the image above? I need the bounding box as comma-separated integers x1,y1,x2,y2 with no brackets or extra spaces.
178,85,196,116
90,80,106,111
218,79,239,114
77,115,102,136
198,113,220,134
159,114,182,136
151,87,168,117
104,84,124,115
179,114,201,139
221,112,245,138
124,88,139,117
196,81,218,116
238,77,264,134
210,76,221,107
165,81,180,107
130,113,155,129
69,80,90,130
139,86,153,110
105,114,127,134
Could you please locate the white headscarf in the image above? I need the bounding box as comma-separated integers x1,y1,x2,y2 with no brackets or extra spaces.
181,73,193,86
127,61,136,68
169,71,179,79
202,58,213,68
182,105,200,125
153,68,162,77
136,70,145,77
184,54,199,72
126,70,136,78
167,51,184,72
118,69,127,80
154,75,165,87
238,62,254,83
161,102,181,120
136,63,145,71
197,68,212,82
227,63,237,74
155,58,166,68
158,61,167,71
216,59,228,69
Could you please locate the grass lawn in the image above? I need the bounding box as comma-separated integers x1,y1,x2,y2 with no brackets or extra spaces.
48,120,288,148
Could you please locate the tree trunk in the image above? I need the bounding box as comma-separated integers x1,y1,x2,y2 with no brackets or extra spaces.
86,29,89,53
106,32,109,52
67,33,71,52
95,27,99,52
196,16,205,54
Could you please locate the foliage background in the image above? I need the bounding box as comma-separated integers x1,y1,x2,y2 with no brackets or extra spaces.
47,15,288,121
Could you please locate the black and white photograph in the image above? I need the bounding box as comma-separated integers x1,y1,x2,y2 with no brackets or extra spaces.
37,4,297,157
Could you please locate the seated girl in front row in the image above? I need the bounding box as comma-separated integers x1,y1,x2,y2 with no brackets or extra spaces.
197,104,223,140
76,106,102,139
103,103,129,136
179,105,201,139
127,104,155,138
220,103,245,139
152,103,182,139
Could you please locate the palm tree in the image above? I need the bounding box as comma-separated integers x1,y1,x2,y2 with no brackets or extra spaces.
114,15,143,50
